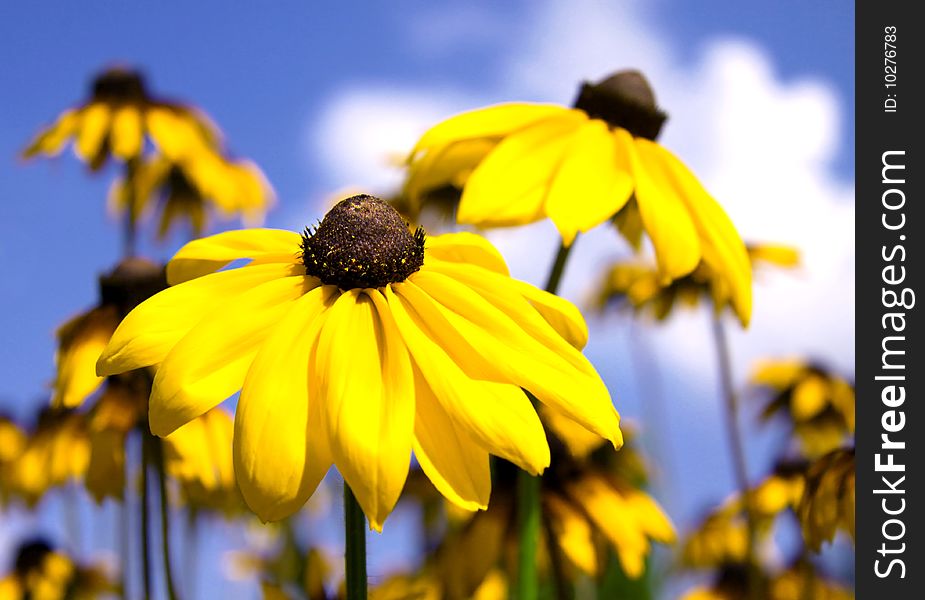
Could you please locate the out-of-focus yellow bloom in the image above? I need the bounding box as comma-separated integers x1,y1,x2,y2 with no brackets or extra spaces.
0,540,113,600
747,463,806,517
0,417,27,504
164,406,241,514
681,562,854,600
109,153,273,241
52,306,120,409
5,409,90,506
751,359,854,457
798,448,855,551
97,194,621,529
22,66,220,169
408,70,752,323
596,243,798,326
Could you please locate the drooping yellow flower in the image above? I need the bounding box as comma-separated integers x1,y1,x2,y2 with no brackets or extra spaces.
407,70,752,323
0,540,113,600
22,66,220,169
596,242,799,326
797,448,855,551
0,417,27,504
96,194,621,529
109,153,273,241
5,408,90,506
52,306,120,409
751,359,854,457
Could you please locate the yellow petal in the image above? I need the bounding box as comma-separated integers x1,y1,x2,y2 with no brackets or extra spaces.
504,278,588,349
166,228,302,285
22,109,80,158
386,284,549,474
642,141,752,325
540,405,606,459
149,275,311,436
791,375,829,421
750,359,807,389
625,131,701,283
314,290,415,530
74,103,111,163
406,137,497,201
110,106,144,160
412,363,491,512
458,112,585,227
545,494,598,575
425,232,509,276
545,119,633,246
412,103,568,153
146,106,213,161
98,263,297,377
236,287,335,521
53,306,119,409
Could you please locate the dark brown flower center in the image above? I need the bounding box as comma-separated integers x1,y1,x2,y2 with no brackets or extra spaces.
92,67,149,104
301,194,425,289
572,70,667,140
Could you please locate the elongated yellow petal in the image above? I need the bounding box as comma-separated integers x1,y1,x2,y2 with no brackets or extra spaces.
411,363,491,512
22,109,80,158
75,103,111,163
425,232,509,276
236,287,335,521
166,228,302,284
791,375,829,421
406,138,497,201
314,290,415,530
545,119,633,246
412,103,568,153
146,106,212,160
110,106,144,160
624,130,701,282
54,307,118,408
98,263,298,377
386,285,550,474
546,494,598,575
150,275,310,436
458,113,585,227
642,141,752,325
504,278,588,349
405,272,620,447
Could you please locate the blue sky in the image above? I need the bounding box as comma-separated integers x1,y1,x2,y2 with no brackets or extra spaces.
0,0,854,595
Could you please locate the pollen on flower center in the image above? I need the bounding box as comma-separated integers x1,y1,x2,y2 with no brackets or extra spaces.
572,69,667,140
92,68,148,103
300,194,425,290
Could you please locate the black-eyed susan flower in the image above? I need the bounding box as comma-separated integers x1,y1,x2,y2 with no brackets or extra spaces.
22,66,220,170
96,194,621,529
797,448,855,551
750,359,854,457
0,539,113,600
407,70,752,323
596,243,799,326
109,153,273,242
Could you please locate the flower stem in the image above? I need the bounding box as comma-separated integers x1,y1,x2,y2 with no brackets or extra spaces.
123,159,139,259
515,238,576,600
710,313,760,599
153,436,180,600
344,483,368,600
140,430,152,600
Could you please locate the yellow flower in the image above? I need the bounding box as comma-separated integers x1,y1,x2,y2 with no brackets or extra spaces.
109,153,274,241
22,66,220,169
96,194,621,529
5,409,90,506
0,417,27,504
681,562,854,600
407,70,752,323
751,359,854,457
595,242,798,326
52,306,120,409
798,448,855,551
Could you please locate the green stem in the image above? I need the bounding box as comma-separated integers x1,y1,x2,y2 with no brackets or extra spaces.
515,238,576,600
711,313,760,599
140,430,152,600
344,483,368,600
541,504,571,600
153,436,180,600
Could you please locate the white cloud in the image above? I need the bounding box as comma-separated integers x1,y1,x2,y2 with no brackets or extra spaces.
306,0,855,384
